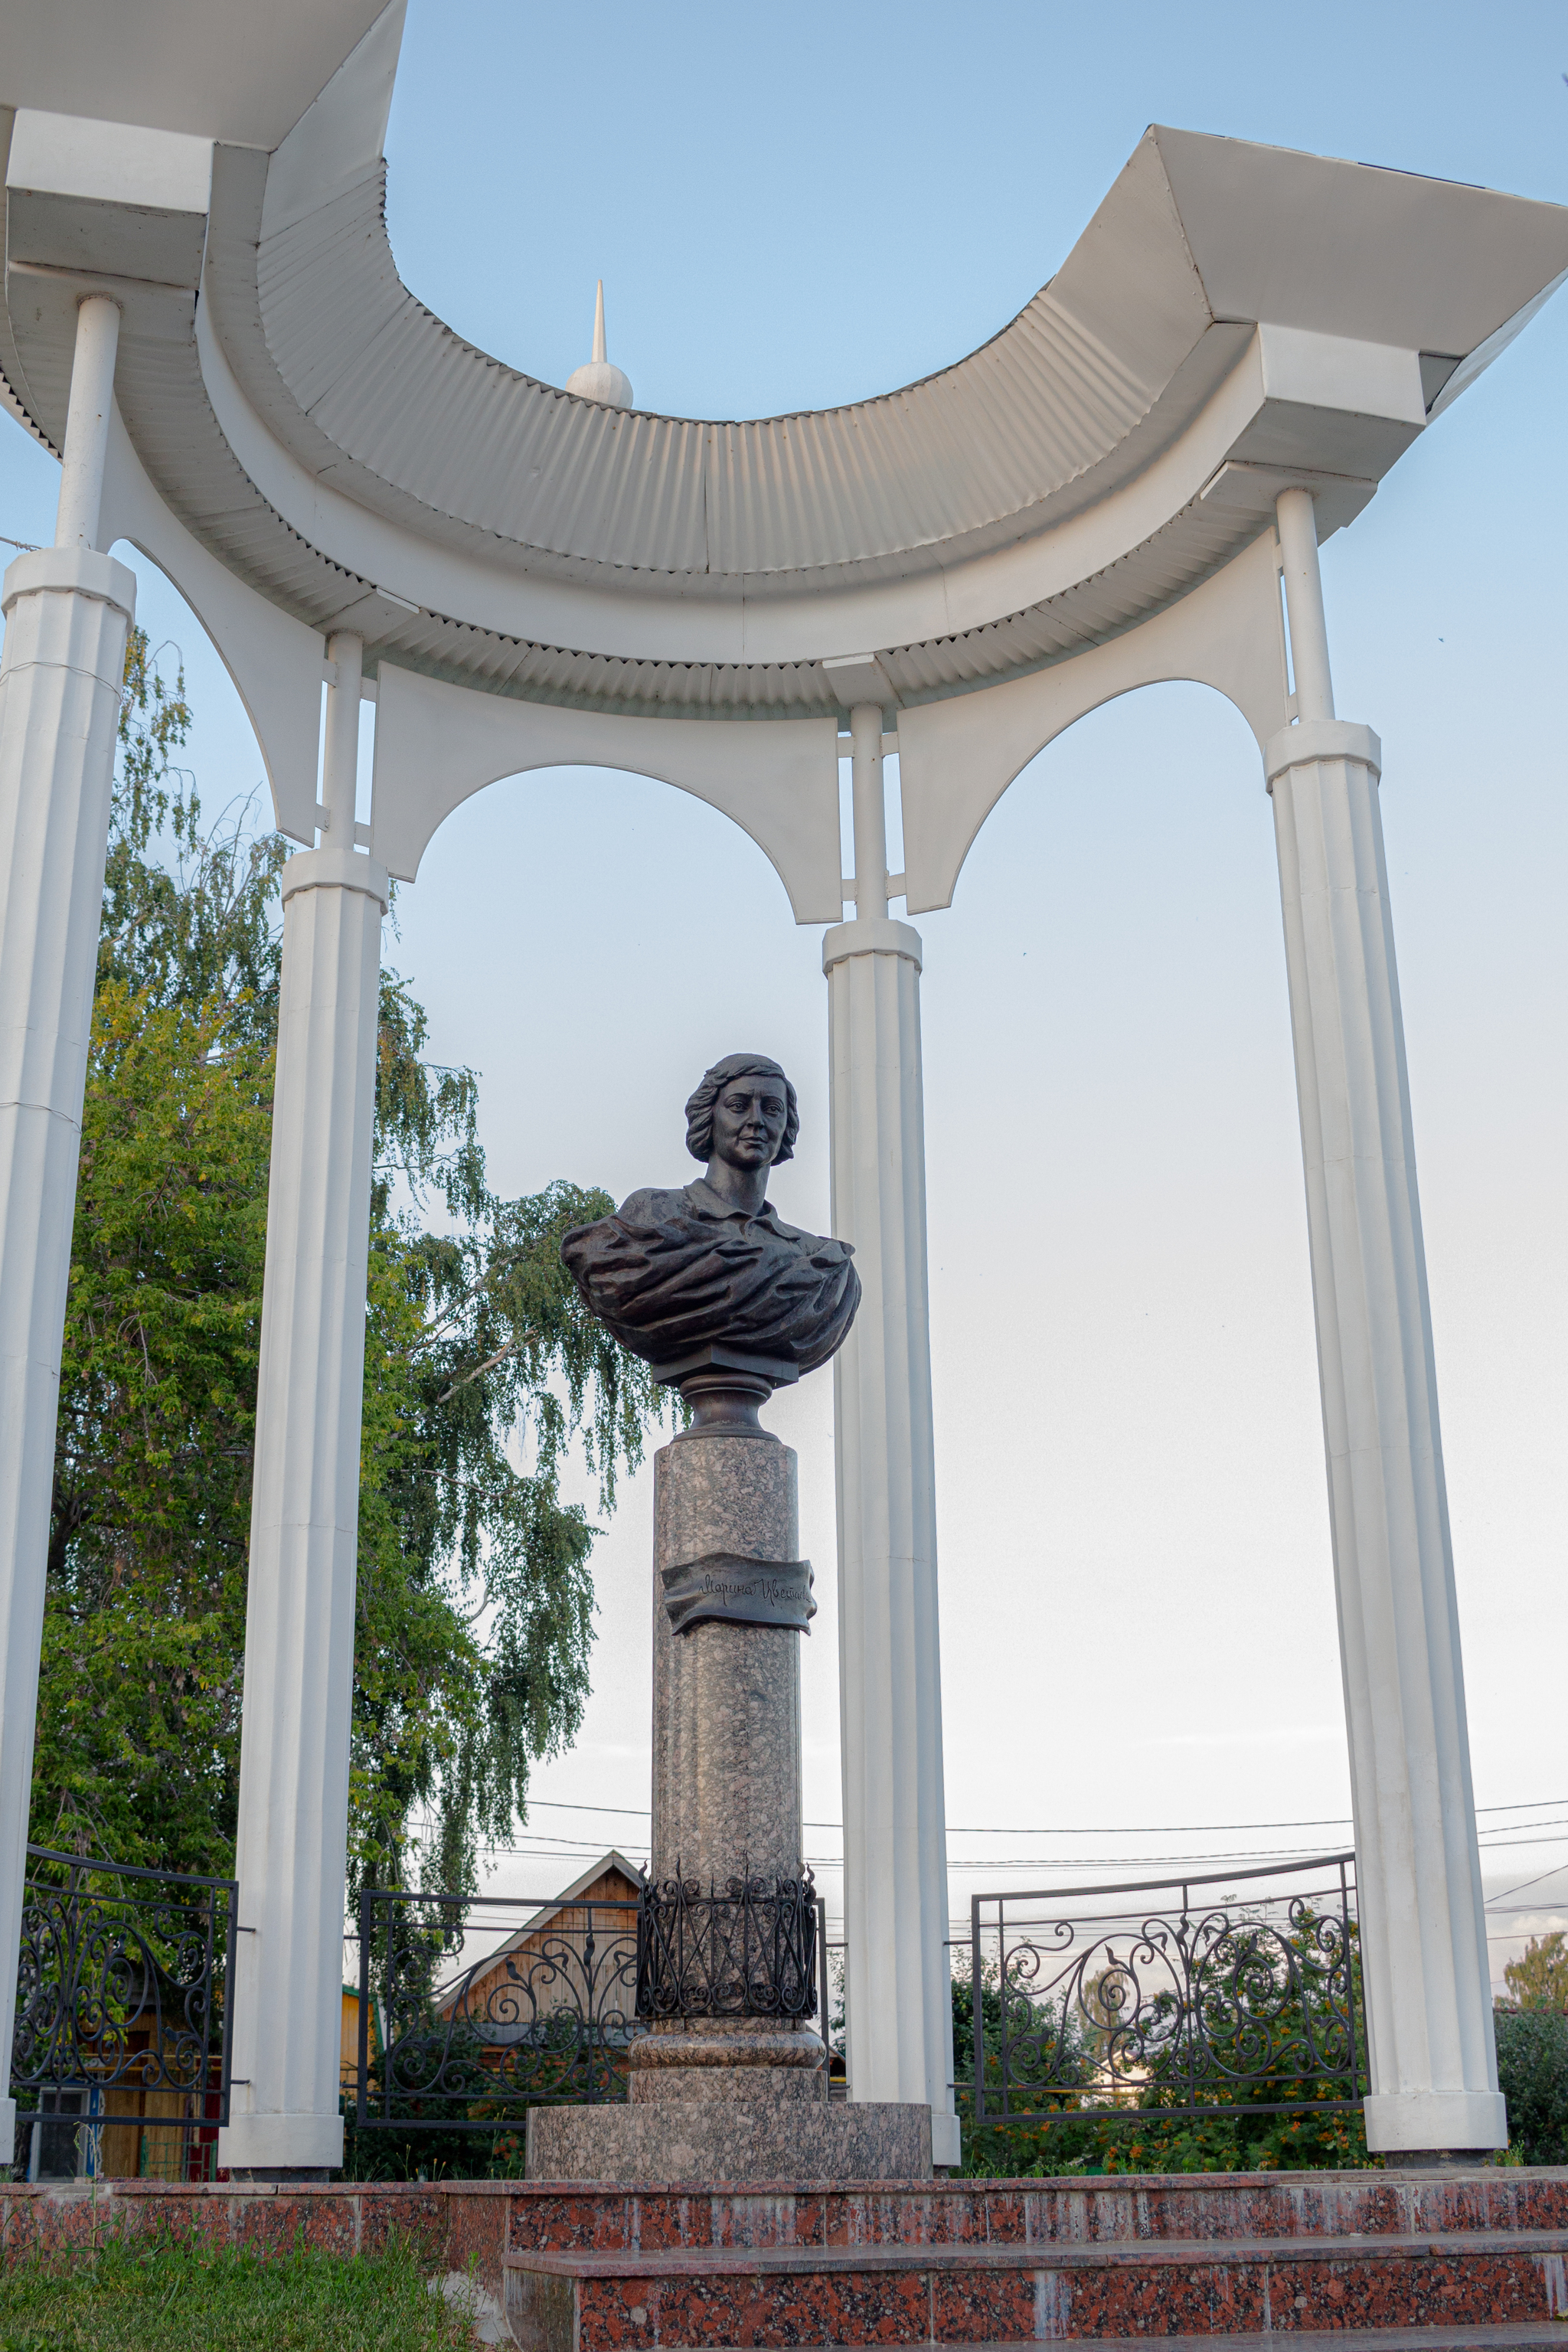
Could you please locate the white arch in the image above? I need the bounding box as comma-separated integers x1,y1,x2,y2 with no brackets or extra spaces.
368,664,843,921
899,531,1289,913
100,407,325,840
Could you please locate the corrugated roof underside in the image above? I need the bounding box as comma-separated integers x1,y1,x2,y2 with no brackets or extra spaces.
256,170,1178,580
115,305,1256,717
375,496,1259,715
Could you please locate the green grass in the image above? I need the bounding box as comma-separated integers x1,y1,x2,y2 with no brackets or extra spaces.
0,2233,471,2350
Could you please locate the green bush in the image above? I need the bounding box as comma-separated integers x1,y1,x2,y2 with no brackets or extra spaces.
1494,2003,1568,2165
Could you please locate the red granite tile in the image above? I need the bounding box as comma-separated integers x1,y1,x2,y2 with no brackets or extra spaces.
511,2190,633,2251
929,2263,1039,2342
633,2193,708,2250
982,2188,1030,2243
709,2192,820,2248
619,2265,930,2349
577,2275,662,2350
0,2193,44,2262
227,2193,310,2257
822,2192,859,2246
17,2190,109,2262
903,2191,986,2245
1064,2256,1269,2337
361,2186,446,2264
1270,2251,1553,2331
139,2193,214,2250
821,2190,982,2247
292,2193,361,2256
171,2192,233,2256
439,2185,506,2285
1406,2176,1501,2234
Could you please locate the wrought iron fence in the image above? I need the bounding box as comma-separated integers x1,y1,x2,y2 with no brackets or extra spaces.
11,1845,236,2181
638,1871,818,2020
966,1851,1363,2129
357,1885,642,2131
355,1881,832,2133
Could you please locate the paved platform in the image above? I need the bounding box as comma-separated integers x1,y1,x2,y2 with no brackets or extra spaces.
502,2171,1568,2345
6,2170,1568,2343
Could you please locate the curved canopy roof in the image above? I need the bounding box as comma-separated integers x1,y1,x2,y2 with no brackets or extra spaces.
2,0,1566,720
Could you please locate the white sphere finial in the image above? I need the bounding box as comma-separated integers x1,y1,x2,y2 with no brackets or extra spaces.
566,279,634,409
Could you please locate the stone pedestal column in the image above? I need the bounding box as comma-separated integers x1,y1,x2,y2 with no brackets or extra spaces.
527,1401,931,2180
0,291,135,2167
823,914,959,2168
217,842,387,2177
638,1428,825,2105
1269,486,1502,2157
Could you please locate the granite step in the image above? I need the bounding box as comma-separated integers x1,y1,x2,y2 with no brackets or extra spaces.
501,2227,1568,2345
832,2336,1568,2350
505,2171,1568,2255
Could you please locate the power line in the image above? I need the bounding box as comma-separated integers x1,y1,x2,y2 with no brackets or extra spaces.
1485,1860,1568,1908
511,1794,1568,1837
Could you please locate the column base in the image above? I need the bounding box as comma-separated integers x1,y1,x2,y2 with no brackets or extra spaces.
629,2024,827,2105
930,2106,962,2168
216,2111,345,2172
528,2099,930,2183
0,2093,15,2168
1364,2090,1508,2153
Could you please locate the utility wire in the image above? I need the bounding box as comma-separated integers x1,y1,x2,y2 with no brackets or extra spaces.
508,1793,1568,1837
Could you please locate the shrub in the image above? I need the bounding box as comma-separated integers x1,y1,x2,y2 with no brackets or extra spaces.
1494,2003,1568,2164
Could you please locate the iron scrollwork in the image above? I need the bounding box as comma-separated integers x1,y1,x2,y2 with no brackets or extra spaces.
969,1853,1364,2128
358,1888,642,2128
636,1869,818,2020
10,1845,236,2149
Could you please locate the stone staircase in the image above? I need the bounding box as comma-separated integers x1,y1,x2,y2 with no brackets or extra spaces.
501,2172,1568,2347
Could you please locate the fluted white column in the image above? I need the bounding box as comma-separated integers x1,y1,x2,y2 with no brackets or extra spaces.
218,639,385,2176
0,296,133,2165
825,701,958,2169
1270,490,1503,2155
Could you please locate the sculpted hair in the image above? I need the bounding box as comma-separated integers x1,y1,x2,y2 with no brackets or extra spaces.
685,1054,799,1165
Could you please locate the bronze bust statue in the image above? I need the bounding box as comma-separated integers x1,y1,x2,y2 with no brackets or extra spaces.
561,1054,860,1429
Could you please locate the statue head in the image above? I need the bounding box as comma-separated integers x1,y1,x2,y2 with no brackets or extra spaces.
684,1053,799,1170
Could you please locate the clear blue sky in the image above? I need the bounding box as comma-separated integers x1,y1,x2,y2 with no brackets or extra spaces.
1,0,1563,1962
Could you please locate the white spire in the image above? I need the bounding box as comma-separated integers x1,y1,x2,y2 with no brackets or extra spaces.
566,279,633,410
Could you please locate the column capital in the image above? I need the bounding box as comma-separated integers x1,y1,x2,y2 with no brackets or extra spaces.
822,915,923,975
2,545,136,623
281,845,390,913
1265,718,1381,789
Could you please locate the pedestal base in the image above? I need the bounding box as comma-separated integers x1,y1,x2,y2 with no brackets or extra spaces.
526,2098,931,2182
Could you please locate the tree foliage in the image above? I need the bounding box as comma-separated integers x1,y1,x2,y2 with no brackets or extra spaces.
31,628,667,1892
1504,1932,1568,2014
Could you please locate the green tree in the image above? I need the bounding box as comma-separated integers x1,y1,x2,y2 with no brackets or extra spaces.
1504,1932,1568,2013
31,628,666,1890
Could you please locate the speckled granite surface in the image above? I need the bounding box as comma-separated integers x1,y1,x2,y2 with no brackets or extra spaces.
524,2100,931,2187
651,1429,802,1886
644,1428,828,2105
501,2170,1568,2344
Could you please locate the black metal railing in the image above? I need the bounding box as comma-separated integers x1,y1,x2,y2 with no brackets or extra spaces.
966,1851,1363,2128
356,1886,642,2131
355,1880,831,2133
637,1871,818,2020
11,1845,237,2181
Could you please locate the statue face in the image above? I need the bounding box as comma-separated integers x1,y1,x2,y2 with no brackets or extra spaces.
711,1074,789,1172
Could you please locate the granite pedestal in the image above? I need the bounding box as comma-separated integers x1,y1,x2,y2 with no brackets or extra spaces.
530,1413,930,2183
